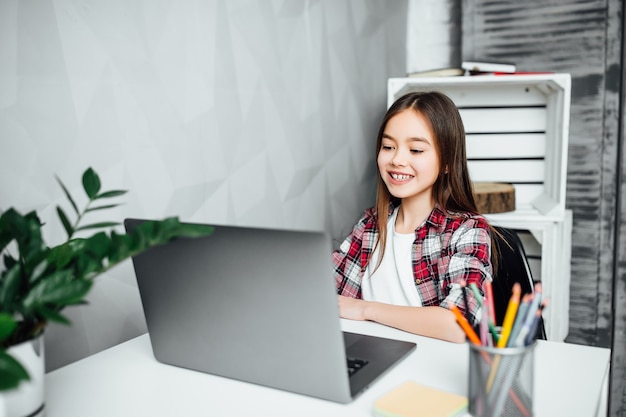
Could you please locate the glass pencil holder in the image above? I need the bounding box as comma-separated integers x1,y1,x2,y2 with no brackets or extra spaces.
468,342,535,417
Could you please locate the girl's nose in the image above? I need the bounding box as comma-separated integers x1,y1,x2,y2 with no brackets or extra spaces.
392,149,407,166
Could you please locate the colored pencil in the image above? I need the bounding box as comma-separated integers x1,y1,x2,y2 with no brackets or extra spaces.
524,300,548,346
480,300,491,346
497,283,521,348
469,283,500,345
448,302,481,346
450,300,530,417
484,280,496,325
508,293,532,347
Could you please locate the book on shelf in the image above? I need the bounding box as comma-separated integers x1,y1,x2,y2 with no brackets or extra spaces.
373,380,468,417
469,70,556,77
461,60,516,74
407,67,465,78
489,71,555,76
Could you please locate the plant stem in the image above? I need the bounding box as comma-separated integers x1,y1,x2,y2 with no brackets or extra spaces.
68,199,93,240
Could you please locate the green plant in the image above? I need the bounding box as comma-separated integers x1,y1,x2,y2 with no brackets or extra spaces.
0,167,213,390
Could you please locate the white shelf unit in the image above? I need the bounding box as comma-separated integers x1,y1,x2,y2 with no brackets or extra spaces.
485,210,572,341
388,74,572,341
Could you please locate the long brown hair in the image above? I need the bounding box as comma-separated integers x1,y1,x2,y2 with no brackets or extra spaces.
371,91,487,270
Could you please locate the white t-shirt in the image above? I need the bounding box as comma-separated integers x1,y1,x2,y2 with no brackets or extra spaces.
361,208,423,307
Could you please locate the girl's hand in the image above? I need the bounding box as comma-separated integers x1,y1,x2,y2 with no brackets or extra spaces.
337,295,369,321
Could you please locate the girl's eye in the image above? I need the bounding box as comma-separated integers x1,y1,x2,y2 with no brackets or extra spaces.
381,145,394,150
410,149,424,154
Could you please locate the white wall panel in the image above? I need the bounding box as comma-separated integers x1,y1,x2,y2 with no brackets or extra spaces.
0,0,407,370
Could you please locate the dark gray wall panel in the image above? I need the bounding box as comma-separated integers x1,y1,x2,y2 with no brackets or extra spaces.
462,0,625,415
461,0,613,346
611,0,625,413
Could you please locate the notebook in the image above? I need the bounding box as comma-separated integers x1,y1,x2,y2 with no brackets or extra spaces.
374,381,468,417
124,219,416,403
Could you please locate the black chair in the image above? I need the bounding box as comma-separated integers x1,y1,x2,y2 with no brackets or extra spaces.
490,226,547,340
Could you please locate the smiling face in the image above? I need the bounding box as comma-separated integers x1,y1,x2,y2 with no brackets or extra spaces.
376,109,441,207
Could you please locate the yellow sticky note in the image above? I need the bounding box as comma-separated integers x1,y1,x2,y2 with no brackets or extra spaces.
374,381,468,417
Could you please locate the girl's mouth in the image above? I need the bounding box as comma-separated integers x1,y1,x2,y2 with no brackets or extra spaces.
390,172,414,181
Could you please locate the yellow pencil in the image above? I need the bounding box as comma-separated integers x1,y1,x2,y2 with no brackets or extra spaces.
497,283,521,348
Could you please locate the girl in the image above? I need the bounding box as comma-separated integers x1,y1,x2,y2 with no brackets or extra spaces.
333,91,492,343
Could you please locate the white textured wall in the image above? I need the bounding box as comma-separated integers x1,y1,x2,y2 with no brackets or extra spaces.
406,0,461,73
0,0,407,370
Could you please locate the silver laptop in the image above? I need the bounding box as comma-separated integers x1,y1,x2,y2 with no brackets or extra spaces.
124,219,416,403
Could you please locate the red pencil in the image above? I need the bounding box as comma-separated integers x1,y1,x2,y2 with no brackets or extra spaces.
484,280,496,325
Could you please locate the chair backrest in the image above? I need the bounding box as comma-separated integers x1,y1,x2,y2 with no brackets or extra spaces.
490,226,546,340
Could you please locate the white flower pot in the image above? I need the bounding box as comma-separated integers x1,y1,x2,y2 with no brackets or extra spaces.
1,335,45,417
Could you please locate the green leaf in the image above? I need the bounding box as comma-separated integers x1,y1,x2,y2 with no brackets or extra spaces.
0,350,30,390
0,209,45,261
2,253,17,271
0,313,17,342
0,210,16,253
76,233,112,274
75,222,120,232
21,212,46,261
35,305,72,326
108,232,134,264
177,223,215,238
55,175,79,216
75,257,103,279
23,270,92,311
85,204,121,213
29,259,49,284
95,190,127,199
47,242,73,270
56,206,74,238
0,263,23,309
82,167,101,200
82,232,111,256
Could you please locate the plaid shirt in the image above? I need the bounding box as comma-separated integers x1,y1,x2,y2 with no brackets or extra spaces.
333,206,492,326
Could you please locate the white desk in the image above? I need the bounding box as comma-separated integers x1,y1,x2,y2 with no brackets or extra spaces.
45,320,610,417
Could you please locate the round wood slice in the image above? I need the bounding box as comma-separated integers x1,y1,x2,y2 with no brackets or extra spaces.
473,182,516,213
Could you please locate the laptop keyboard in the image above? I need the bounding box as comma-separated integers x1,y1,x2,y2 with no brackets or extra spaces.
347,357,369,377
